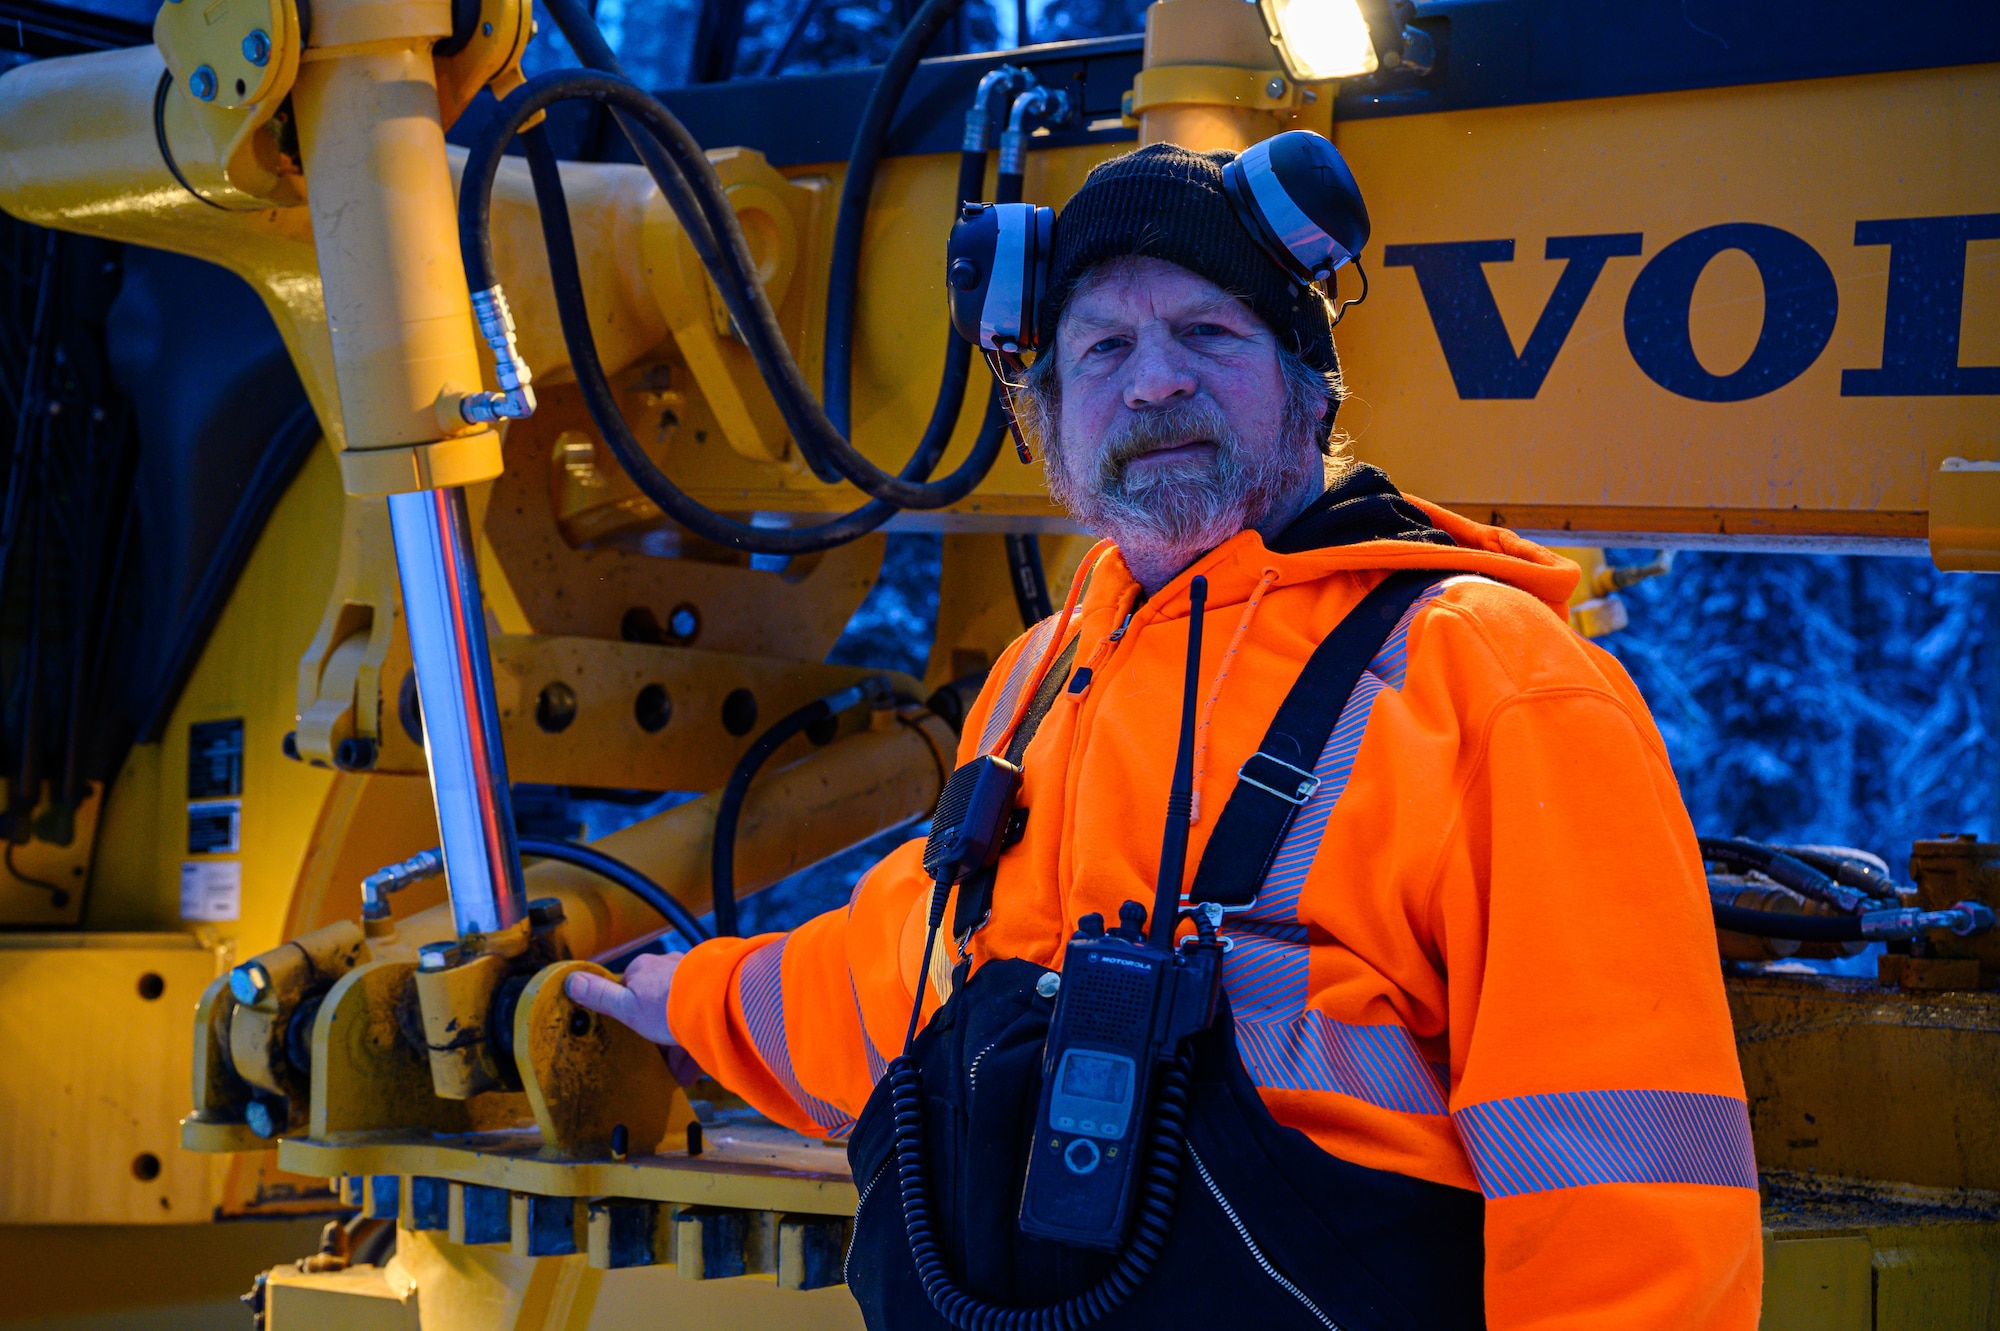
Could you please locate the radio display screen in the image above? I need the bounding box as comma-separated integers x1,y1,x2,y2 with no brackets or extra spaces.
1061,1051,1132,1104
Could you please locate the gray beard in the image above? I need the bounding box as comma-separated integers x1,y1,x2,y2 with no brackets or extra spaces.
1043,396,1323,587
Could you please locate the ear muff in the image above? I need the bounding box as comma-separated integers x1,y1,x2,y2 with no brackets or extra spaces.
946,201,1055,355
946,201,1054,463
1220,130,1370,288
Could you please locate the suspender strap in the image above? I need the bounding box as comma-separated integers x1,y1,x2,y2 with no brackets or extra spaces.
1187,569,1444,909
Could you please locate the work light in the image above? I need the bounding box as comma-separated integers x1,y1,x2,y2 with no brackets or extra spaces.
1257,0,1381,80
1257,0,1434,82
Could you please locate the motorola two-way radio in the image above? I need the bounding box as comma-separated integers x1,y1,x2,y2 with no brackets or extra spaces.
1016,576,1224,1249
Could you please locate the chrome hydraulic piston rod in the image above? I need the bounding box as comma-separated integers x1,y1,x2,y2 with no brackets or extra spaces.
388,486,528,937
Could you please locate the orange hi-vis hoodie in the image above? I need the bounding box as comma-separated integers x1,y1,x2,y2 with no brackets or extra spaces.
669,483,1763,1329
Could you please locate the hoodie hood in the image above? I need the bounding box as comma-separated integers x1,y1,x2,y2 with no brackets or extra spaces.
1267,464,1456,553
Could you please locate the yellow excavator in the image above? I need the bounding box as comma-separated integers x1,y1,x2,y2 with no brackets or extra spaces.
0,0,1995,1326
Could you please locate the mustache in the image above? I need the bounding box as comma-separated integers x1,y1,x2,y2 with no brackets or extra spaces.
1097,399,1238,477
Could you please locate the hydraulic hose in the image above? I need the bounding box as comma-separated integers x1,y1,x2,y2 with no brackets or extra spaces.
1711,902,1865,943
516,835,714,945
709,681,875,936
478,97,1005,554
822,0,979,440
531,0,1006,511
1699,836,1879,915
1005,533,1054,626
1776,844,1900,903
1712,897,1994,942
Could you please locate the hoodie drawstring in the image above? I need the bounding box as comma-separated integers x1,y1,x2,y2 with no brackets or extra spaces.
990,541,1115,758
1190,566,1280,822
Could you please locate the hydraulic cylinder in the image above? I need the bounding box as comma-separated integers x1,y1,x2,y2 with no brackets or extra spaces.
290,0,522,941
388,487,528,937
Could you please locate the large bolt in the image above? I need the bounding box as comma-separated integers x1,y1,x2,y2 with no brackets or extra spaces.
241,29,271,66
245,1098,282,1139
418,941,461,972
528,897,566,928
229,962,271,1006
188,65,218,101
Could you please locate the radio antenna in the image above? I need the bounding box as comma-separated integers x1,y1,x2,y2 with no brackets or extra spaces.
1149,575,1206,949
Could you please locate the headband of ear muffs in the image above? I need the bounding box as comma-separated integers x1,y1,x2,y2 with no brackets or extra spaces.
945,130,1369,356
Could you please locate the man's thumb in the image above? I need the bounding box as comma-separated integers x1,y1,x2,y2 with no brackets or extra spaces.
565,971,632,1021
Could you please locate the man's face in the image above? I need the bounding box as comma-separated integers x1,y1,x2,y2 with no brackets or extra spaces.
1038,257,1325,586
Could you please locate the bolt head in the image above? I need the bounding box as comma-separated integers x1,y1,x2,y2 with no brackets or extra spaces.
1035,971,1061,998
189,65,218,101
418,941,461,972
229,962,270,1006
668,607,699,639
241,29,271,66
245,1099,280,1138
528,897,566,928
1266,76,1287,99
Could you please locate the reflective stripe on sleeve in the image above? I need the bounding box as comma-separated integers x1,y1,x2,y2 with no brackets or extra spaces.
1453,1089,1759,1198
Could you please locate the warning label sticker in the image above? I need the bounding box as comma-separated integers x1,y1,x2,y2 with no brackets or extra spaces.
180,861,242,922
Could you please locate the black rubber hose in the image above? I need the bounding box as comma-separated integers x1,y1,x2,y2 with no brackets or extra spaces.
533,0,1000,510
710,683,871,936
516,835,714,944
1005,533,1053,626
823,0,975,439
497,102,1006,554
1712,901,1864,943
1699,836,1864,913
1776,844,1899,901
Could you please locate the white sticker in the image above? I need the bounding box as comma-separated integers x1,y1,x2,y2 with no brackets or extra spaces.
180,860,242,922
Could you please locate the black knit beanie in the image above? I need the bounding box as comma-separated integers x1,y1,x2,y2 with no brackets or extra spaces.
1044,143,1339,378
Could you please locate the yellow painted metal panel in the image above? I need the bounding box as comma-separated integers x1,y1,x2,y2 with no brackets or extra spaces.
266,1264,420,1331
87,446,435,959
1333,64,2000,541
0,936,219,1223
1872,1222,2000,1331
1729,976,2000,1192
0,1217,329,1327
1762,1235,1871,1331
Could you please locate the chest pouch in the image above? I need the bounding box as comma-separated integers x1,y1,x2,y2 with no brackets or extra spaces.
849,570,1481,1331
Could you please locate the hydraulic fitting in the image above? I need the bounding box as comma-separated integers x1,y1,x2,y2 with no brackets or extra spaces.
999,86,1074,179
1590,550,1676,598
362,847,447,920
457,284,538,424
417,940,462,972
965,65,1032,153
1860,900,1997,940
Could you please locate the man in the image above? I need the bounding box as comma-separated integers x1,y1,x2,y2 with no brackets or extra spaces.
568,143,1762,1327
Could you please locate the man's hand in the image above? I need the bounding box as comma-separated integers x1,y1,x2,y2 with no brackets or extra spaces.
565,951,683,1046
